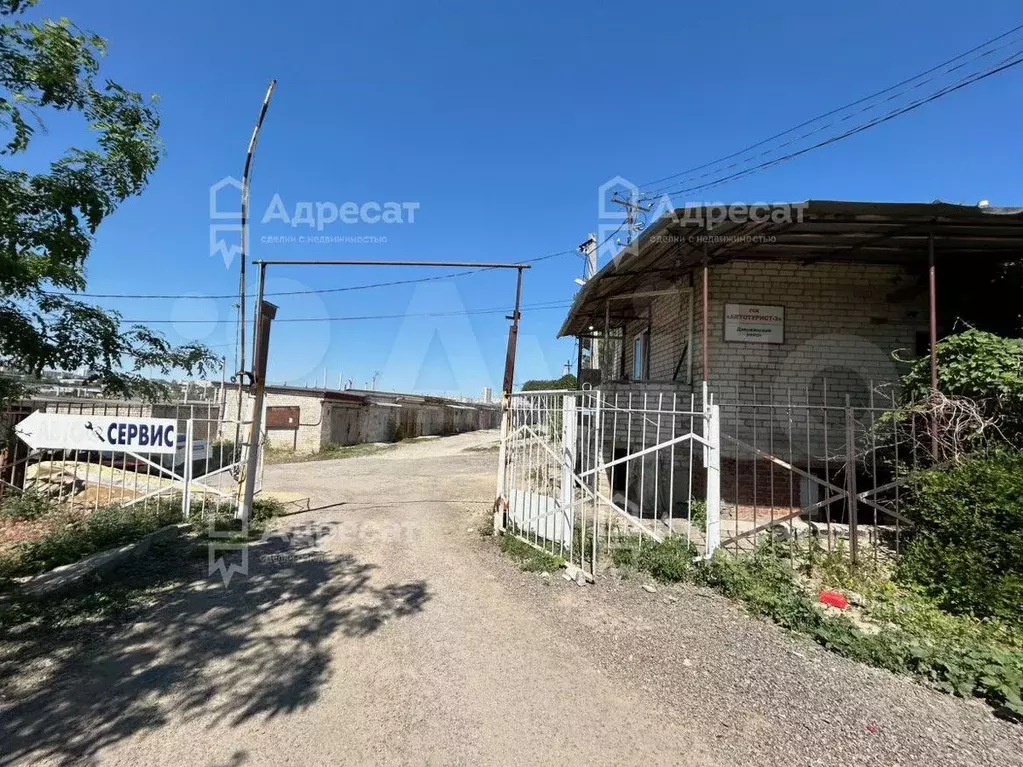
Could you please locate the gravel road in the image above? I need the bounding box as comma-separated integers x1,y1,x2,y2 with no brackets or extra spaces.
1,430,1021,766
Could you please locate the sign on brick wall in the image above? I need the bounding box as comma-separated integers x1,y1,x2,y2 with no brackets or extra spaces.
724,304,785,344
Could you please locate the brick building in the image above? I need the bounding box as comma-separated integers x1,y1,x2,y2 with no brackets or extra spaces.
554,200,1023,534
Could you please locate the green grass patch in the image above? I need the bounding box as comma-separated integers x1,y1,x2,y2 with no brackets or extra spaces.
188,497,285,542
0,498,185,580
0,497,285,583
612,536,699,582
0,491,52,521
500,534,564,572
463,443,501,453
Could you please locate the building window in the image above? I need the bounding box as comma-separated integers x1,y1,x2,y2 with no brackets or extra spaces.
633,330,650,381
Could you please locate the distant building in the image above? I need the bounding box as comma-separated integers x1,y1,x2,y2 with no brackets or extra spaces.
220,384,500,454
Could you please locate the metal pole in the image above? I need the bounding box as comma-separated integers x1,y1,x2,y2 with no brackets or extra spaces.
495,265,526,535
239,263,278,523
235,79,277,468
241,79,278,379
603,300,611,379
501,267,525,396
845,396,859,564
705,404,721,557
928,232,940,460
702,251,710,408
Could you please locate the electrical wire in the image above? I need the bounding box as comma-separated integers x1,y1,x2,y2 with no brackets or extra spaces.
113,300,576,325
41,248,584,301
645,51,1023,200
637,24,1023,199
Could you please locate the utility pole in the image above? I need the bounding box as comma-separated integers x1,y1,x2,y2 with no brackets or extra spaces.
610,192,652,245
494,265,527,535
577,235,599,371
239,266,278,523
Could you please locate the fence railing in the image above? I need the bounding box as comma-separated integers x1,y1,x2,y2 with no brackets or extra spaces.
496,383,919,578
1,400,262,520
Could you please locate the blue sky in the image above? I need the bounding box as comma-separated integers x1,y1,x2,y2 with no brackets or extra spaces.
20,1,1023,395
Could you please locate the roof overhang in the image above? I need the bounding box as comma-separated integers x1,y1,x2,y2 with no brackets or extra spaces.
558,200,1023,337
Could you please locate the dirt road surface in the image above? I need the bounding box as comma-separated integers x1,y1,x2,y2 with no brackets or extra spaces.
1,431,1021,766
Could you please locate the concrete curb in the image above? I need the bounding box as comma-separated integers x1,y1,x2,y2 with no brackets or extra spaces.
18,522,190,599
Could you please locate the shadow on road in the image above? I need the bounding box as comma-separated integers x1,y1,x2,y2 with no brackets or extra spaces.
0,535,430,765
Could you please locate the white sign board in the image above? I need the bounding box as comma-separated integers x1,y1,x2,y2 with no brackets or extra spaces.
15,411,179,454
724,304,785,344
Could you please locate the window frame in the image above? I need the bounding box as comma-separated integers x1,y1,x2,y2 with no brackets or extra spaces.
632,328,650,381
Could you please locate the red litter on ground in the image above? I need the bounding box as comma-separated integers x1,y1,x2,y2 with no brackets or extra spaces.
819,590,849,609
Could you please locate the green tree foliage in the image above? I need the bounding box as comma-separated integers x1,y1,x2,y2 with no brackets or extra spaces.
0,0,214,402
900,329,1023,441
899,452,1023,624
520,374,577,392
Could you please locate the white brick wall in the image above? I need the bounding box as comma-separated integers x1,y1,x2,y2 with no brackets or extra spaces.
612,260,927,402
593,260,929,507
695,260,927,405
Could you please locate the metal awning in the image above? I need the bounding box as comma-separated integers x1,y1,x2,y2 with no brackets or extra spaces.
559,200,1023,337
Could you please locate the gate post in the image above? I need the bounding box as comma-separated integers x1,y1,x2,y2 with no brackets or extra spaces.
493,399,510,535
182,418,194,519
844,397,859,564
561,394,578,554
705,404,721,557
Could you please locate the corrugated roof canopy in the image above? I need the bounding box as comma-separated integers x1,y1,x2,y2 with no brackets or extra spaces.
559,200,1023,337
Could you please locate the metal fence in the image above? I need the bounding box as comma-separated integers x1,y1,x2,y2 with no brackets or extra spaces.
495,389,717,579
714,383,922,566
495,382,918,578
0,399,263,519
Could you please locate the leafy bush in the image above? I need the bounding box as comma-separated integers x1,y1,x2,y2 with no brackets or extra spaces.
901,330,1023,442
520,374,577,392
188,497,284,541
899,452,1023,624
0,491,52,520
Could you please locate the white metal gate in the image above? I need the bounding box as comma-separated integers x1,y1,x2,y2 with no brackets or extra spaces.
495,389,719,578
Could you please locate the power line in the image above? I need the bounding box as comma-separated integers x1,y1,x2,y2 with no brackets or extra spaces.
114,300,576,324
637,24,1023,199
646,50,1023,200
41,248,582,301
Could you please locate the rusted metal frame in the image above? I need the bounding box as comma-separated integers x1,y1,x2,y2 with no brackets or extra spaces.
928,231,940,460
701,245,710,391
845,399,860,563
719,493,847,548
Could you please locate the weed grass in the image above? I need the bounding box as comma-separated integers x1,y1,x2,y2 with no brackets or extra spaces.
500,534,565,572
